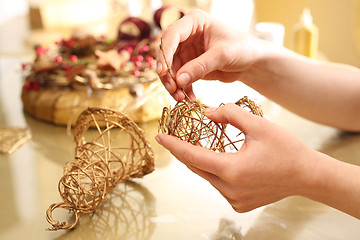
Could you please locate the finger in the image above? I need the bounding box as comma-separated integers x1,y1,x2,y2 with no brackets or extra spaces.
157,10,211,78
156,17,192,76
204,103,262,135
156,16,196,96
155,133,224,175
176,46,225,88
187,164,230,195
186,165,219,184
159,72,178,94
183,84,196,101
186,165,236,205
173,84,196,102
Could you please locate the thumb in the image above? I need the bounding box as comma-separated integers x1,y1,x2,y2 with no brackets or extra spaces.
176,47,223,88
204,103,262,135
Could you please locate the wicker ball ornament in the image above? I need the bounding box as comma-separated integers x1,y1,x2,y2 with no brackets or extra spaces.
46,108,154,231
159,96,263,152
158,38,263,152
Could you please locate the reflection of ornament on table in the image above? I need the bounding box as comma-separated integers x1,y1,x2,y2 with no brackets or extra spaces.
159,96,263,152
211,218,243,240
0,127,32,155
46,108,154,231
54,180,156,240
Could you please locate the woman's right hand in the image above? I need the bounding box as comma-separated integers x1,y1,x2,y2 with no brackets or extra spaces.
156,9,271,101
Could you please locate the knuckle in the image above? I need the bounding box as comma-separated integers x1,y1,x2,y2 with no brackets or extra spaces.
189,9,207,17
161,29,171,40
221,103,238,113
218,43,233,60
218,154,243,181
193,61,207,78
180,147,193,162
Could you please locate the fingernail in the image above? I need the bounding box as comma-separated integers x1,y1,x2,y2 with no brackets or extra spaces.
164,82,171,92
155,135,162,144
188,91,197,101
178,73,191,87
172,92,179,101
157,62,163,75
203,107,217,116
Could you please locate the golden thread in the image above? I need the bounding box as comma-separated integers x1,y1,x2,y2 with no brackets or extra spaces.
160,38,191,101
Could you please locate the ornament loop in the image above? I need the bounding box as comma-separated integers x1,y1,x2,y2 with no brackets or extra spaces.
46,202,80,231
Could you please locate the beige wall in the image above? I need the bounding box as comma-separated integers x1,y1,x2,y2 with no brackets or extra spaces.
254,0,360,66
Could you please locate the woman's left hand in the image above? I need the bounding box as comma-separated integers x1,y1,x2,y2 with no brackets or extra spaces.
155,103,317,212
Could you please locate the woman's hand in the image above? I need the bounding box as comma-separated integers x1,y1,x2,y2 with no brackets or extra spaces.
156,10,269,101
155,103,316,212
156,10,360,216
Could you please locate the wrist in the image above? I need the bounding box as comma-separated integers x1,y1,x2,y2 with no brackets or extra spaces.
298,150,360,218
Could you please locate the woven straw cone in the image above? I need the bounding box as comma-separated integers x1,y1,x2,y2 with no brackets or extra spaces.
46,108,154,231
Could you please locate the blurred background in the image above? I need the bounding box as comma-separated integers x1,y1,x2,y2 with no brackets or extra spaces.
1,0,360,66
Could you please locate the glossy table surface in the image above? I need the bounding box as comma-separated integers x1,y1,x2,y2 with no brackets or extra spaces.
1,17,360,240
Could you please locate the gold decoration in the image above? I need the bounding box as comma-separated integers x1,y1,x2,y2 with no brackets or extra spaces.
95,49,129,72
46,108,154,231
159,96,263,152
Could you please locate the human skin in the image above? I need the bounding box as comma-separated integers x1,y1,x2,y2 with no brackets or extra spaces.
157,10,360,132
155,10,360,218
155,104,360,219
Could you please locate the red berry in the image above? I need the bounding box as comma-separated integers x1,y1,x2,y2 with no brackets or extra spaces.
148,61,155,69
32,82,40,90
139,45,149,53
66,39,75,48
55,56,63,63
135,55,144,62
134,60,142,67
126,47,134,54
70,55,78,62
23,81,31,91
36,47,44,55
132,69,140,77
22,63,28,70
145,56,154,63
36,47,49,55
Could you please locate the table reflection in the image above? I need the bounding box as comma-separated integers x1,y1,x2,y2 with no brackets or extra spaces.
53,180,156,240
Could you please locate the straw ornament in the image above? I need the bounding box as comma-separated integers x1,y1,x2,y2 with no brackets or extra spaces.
46,108,154,231
158,39,263,152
